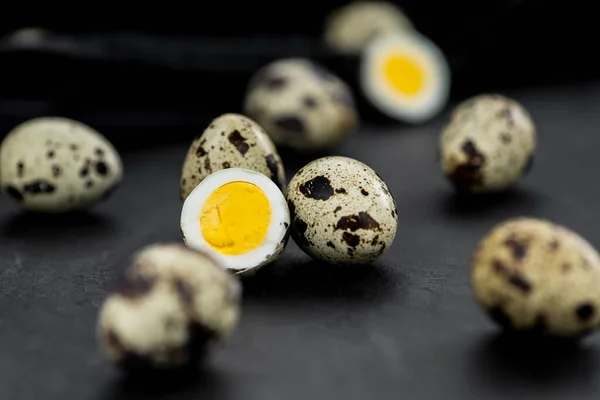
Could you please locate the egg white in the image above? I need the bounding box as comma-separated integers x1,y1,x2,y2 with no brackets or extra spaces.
180,168,290,273
360,32,451,124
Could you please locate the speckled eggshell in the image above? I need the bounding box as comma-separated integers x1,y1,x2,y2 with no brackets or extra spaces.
286,156,397,265
472,218,600,338
0,117,122,212
439,94,536,193
244,58,358,151
98,243,241,370
180,113,286,200
324,1,414,54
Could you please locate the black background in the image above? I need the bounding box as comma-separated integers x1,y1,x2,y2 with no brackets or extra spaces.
0,0,598,145
2,1,600,399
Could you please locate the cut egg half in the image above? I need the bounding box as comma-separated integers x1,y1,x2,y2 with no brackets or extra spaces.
360,32,451,124
181,168,290,275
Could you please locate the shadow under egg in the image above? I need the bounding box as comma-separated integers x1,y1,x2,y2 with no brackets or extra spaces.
438,186,543,219
98,364,230,400
467,331,598,389
241,255,403,303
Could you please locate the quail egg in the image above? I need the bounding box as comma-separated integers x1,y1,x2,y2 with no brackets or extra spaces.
98,243,241,369
181,168,290,276
440,94,536,192
361,32,451,124
324,1,414,54
180,113,286,201
244,58,358,151
286,156,397,265
0,117,122,212
472,218,600,337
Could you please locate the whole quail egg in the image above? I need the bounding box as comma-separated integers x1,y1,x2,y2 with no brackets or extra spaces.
439,94,536,193
361,32,451,124
98,243,241,370
0,117,122,212
244,58,358,151
286,156,397,265
181,168,290,276
324,1,414,54
180,113,286,201
472,218,600,338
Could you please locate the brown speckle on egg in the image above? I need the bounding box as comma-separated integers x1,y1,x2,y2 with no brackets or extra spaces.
228,130,250,156
342,232,360,248
293,218,310,247
303,96,318,108
500,132,512,144
114,274,156,299
286,156,397,265
472,218,600,337
180,114,287,201
96,161,109,176
196,146,207,157
335,212,380,232
299,176,334,200
504,237,528,260
173,278,195,306
576,303,595,322
98,244,241,370
79,163,89,177
23,180,55,194
204,157,212,174
244,58,357,151
0,117,122,212
440,94,536,193
264,76,287,89
274,116,305,135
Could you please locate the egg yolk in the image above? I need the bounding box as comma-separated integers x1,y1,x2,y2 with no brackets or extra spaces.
382,53,424,97
199,182,271,256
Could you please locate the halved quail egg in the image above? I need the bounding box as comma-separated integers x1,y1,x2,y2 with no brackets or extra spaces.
181,168,290,276
360,32,450,124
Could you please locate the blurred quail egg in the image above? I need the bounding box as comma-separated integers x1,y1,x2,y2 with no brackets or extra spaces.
180,113,286,201
361,32,450,124
244,58,358,151
286,156,397,265
472,218,600,337
440,94,536,192
0,117,122,212
324,1,414,54
181,168,290,276
98,243,241,369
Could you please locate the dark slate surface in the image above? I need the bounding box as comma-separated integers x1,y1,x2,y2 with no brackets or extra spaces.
1,81,600,399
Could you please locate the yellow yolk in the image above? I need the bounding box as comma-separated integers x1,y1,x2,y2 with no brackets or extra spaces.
382,53,424,96
199,181,271,255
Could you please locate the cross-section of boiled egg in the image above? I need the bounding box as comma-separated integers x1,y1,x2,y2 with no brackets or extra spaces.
180,168,290,276
360,32,451,124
